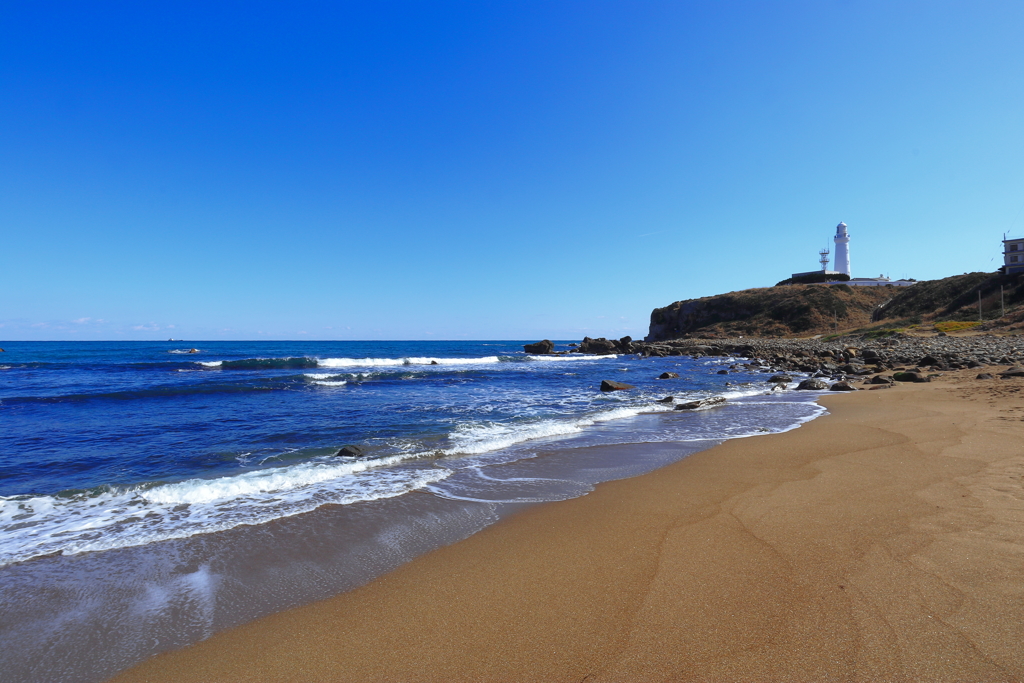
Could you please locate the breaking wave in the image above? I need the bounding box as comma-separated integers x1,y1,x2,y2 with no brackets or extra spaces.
195,354,623,371
442,404,665,456
317,356,502,368
0,458,450,566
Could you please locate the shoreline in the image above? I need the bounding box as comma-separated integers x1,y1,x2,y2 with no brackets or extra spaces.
109,367,1024,681
3,343,823,683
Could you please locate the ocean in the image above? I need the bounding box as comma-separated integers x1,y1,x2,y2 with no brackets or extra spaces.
0,340,825,682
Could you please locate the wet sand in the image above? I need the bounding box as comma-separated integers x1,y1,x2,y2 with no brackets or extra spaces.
110,369,1024,682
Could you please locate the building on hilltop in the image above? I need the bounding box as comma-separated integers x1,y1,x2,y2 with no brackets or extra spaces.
847,275,915,287
1003,235,1024,274
787,221,915,287
790,243,843,283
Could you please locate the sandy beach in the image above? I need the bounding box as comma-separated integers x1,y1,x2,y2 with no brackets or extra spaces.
110,367,1024,682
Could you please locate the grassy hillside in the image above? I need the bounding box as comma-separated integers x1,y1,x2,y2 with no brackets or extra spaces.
645,271,1024,342
873,271,1024,321
868,270,1024,332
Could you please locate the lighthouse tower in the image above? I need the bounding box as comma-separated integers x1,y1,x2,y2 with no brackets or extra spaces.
833,222,851,277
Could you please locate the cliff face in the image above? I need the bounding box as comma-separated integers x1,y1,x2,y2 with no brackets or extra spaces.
646,284,893,340
645,272,1024,341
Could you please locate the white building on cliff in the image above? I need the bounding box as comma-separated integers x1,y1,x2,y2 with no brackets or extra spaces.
833,222,851,276
789,221,914,286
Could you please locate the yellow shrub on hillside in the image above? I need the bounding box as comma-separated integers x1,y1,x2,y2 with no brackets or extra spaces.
934,321,982,333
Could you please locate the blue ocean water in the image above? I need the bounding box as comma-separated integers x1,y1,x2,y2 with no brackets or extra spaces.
0,340,827,683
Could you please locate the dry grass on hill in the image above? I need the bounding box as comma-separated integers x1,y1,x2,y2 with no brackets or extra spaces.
647,271,1024,341
647,284,893,340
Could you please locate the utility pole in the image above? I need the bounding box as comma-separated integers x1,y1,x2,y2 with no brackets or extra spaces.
979,291,983,321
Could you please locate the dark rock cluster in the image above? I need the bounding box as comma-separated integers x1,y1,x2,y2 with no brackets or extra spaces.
578,336,636,354
523,336,636,356
579,333,1024,392
523,339,555,354
674,396,727,410
621,335,1024,376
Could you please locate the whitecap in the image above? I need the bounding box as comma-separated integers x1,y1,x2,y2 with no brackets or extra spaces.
526,354,619,361
317,356,501,368
442,404,660,456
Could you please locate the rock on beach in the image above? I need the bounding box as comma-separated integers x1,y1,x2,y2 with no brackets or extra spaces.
674,396,727,410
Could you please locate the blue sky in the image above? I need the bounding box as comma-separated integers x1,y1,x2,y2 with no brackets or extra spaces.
2,1,1022,340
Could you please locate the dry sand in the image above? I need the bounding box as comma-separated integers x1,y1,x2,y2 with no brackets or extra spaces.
110,369,1024,682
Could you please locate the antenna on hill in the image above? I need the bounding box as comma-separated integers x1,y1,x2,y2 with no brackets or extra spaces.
819,246,830,273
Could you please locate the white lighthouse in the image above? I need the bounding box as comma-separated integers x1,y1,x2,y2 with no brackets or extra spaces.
833,222,851,276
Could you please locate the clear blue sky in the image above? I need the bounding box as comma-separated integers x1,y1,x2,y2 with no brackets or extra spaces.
3,1,1022,340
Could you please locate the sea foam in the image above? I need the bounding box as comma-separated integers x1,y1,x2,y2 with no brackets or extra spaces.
0,460,450,566
526,354,619,361
317,356,502,367
443,404,668,456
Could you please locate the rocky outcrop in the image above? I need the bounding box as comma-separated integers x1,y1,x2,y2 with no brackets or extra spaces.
645,271,1024,341
580,337,618,354
335,445,365,458
523,340,555,354
796,378,828,390
614,335,1020,377
646,285,892,340
579,336,634,355
545,333,1024,395
658,372,679,379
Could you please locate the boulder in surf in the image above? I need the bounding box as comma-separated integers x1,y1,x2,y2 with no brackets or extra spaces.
600,380,635,392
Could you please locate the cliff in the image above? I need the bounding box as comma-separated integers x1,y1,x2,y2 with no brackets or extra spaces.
646,284,892,340
646,271,1023,341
